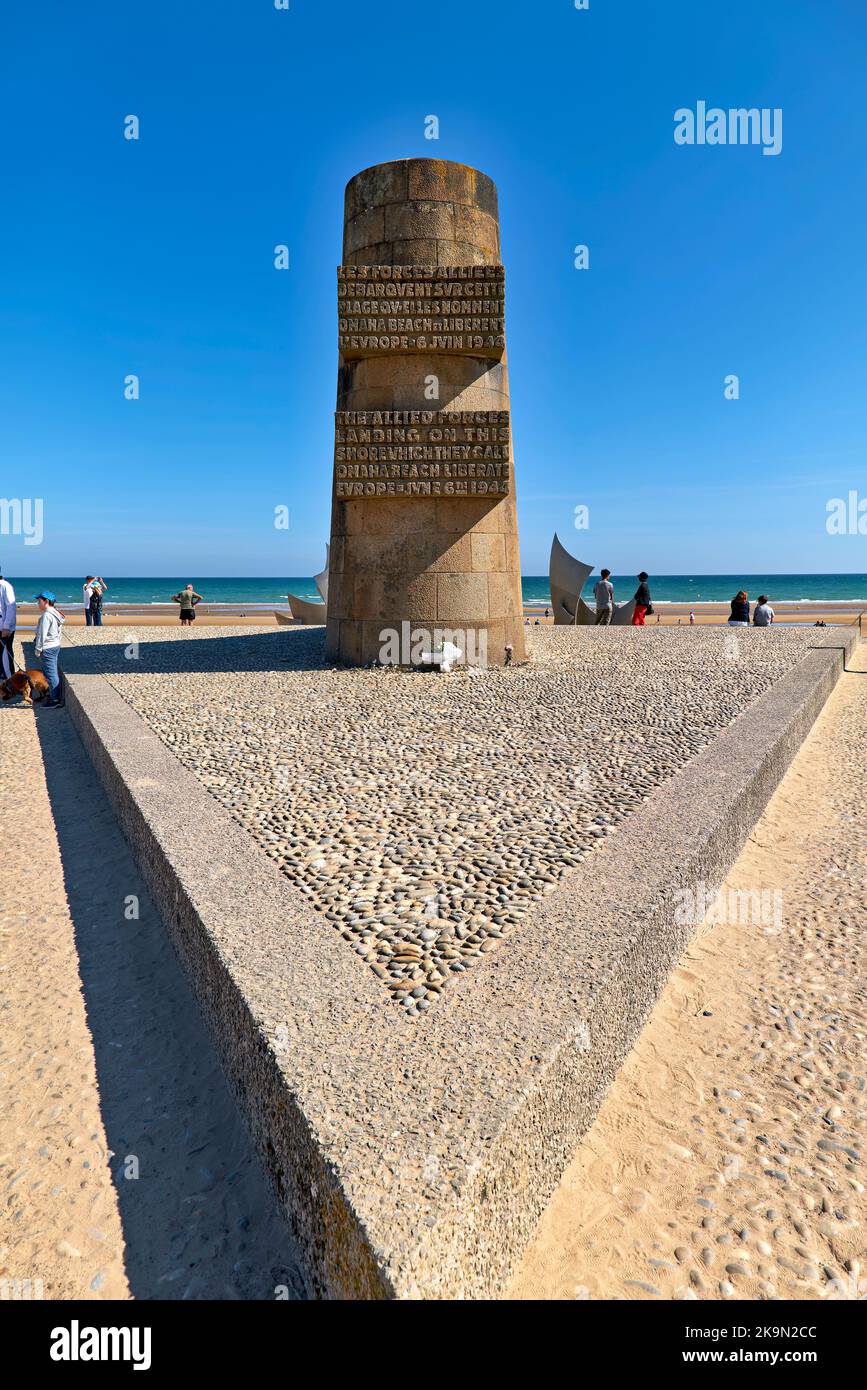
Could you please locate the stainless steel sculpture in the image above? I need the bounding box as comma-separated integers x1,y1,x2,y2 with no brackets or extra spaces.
313,547,329,606
550,534,593,624
284,546,329,624
549,534,636,625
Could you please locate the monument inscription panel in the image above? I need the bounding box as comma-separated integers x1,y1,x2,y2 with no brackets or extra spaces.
338,264,505,357
334,410,510,498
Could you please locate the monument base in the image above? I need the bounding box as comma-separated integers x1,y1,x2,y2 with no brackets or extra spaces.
60,624,856,1297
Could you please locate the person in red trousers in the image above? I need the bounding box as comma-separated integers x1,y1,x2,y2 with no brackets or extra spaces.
632,571,652,625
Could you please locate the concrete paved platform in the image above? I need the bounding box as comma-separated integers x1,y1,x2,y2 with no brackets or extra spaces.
58,626,859,1296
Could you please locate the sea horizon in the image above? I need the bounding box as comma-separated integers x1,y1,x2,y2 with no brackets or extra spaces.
5,573,867,609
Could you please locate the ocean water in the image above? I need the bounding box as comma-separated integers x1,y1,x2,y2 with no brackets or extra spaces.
522,573,867,606
5,574,867,609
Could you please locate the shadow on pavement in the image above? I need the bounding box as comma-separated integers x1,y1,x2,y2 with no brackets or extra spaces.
32,702,306,1301
59,627,327,678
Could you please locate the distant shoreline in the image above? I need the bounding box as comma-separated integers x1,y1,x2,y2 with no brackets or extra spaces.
10,598,863,632
13,598,867,614
6,573,867,611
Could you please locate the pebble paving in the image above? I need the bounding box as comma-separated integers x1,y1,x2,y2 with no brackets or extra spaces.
64,624,826,1015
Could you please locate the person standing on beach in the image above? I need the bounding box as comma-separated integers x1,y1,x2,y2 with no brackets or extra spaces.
33,591,65,707
0,568,16,679
632,572,652,626
753,595,775,627
89,576,107,626
593,569,614,625
172,584,203,626
83,575,107,626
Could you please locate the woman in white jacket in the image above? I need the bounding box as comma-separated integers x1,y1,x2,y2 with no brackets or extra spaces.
33,590,65,707
0,568,16,680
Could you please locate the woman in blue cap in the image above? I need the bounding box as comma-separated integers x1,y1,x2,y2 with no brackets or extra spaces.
33,590,65,707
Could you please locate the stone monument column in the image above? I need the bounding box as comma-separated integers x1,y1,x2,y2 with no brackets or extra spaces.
325,157,526,666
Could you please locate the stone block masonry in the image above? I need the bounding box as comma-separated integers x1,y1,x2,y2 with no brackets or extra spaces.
326,159,525,666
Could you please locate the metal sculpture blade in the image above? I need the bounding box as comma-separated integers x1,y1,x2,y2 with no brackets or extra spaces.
283,546,329,624
549,533,593,624
549,534,637,625
285,592,327,624
314,545,329,604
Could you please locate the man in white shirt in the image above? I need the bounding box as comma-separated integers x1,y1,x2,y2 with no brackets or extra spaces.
0,568,17,678
593,569,614,625
753,595,775,627
83,576,96,625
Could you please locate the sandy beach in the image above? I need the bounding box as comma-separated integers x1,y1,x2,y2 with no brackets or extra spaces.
509,640,867,1301
13,606,283,628
0,632,303,1299
11,601,865,631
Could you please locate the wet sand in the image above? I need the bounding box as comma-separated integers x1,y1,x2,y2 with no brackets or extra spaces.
523,603,863,629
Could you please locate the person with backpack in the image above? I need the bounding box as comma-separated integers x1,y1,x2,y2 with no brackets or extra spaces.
85,576,107,626
33,590,65,707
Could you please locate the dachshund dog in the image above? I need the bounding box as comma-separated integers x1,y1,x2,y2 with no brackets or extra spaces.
0,669,51,704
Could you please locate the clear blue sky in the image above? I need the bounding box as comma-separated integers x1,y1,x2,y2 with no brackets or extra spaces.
1,0,865,577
